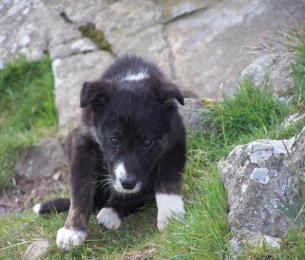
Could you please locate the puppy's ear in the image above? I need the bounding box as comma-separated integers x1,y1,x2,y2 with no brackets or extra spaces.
151,76,184,106
80,80,113,108
159,81,184,106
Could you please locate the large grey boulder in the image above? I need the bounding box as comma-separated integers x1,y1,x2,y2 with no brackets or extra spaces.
158,0,216,23
94,1,173,77
52,51,114,134
219,128,305,254
1,0,305,132
0,0,49,64
164,0,305,99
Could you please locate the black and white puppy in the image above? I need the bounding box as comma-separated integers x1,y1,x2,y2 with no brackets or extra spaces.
34,55,186,250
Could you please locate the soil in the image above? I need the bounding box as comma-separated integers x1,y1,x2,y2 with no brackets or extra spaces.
0,170,69,217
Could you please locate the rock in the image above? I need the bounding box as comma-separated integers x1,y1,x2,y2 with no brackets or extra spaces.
219,131,304,254
289,127,305,195
0,1,49,63
52,51,114,133
1,0,305,131
158,0,215,23
50,37,98,60
95,0,162,51
229,230,281,255
111,24,173,77
178,98,210,132
250,167,270,185
270,55,294,97
282,112,305,129
22,240,50,260
241,55,274,87
241,54,294,97
15,138,65,178
94,1,174,77
165,0,305,99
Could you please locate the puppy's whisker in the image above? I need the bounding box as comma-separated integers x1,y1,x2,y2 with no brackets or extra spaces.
96,178,113,190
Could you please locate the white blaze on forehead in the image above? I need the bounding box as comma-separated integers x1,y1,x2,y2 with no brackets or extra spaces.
156,193,185,231
122,69,149,81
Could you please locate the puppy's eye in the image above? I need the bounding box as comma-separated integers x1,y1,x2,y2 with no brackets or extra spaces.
143,138,153,148
109,136,119,147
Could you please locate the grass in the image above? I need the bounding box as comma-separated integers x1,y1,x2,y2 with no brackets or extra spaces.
0,56,57,191
210,78,288,145
290,25,305,108
0,79,303,258
0,29,305,259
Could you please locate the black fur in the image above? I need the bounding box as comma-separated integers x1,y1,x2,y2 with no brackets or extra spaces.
36,55,186,246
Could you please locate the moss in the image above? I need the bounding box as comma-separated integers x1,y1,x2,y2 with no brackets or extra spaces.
79,23,112,52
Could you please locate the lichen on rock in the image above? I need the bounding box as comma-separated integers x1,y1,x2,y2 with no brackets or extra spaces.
219,128,305,255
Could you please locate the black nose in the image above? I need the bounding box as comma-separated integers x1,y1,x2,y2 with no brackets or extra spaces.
120,177,136,190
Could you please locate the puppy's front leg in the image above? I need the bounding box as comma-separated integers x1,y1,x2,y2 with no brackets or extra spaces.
155,144,186,231
56,132,96,250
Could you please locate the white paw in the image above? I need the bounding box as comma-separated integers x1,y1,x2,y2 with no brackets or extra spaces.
156,193,185,231
33,203,42,215
97,207,121,230
56,227,87,250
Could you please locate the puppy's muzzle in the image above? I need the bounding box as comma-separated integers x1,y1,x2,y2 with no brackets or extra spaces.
113,162,141,194
120,176,136,190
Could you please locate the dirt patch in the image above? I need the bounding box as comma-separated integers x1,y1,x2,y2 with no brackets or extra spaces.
0,170,68,217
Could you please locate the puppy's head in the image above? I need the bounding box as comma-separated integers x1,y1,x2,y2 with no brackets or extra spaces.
80,76,184,194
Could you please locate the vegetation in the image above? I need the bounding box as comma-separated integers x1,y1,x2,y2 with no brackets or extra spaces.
0,29,304,259
0,56,57,190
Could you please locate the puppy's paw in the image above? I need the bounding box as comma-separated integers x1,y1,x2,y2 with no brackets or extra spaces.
156,193,185,231
33,203,42,215
56,227,87,250
97,207,121,230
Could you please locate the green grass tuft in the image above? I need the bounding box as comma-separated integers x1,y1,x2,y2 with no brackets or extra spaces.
210,78,288,145
291,37,305,108
0,56,57,190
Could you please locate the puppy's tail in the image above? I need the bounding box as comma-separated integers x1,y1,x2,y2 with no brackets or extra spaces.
33,198,70,215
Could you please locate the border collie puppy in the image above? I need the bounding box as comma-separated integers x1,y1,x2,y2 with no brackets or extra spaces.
34,55,186,250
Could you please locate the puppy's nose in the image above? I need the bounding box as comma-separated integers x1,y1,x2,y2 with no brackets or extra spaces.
120,177,136,190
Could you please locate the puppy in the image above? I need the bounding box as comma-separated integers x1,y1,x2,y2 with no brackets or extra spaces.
34,55,186,250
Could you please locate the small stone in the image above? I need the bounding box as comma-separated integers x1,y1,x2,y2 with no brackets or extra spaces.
52,171,62,181
241,184,248,194
282,112,305,129
241,55,274,86
250,168,270,185
22,240,50,260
